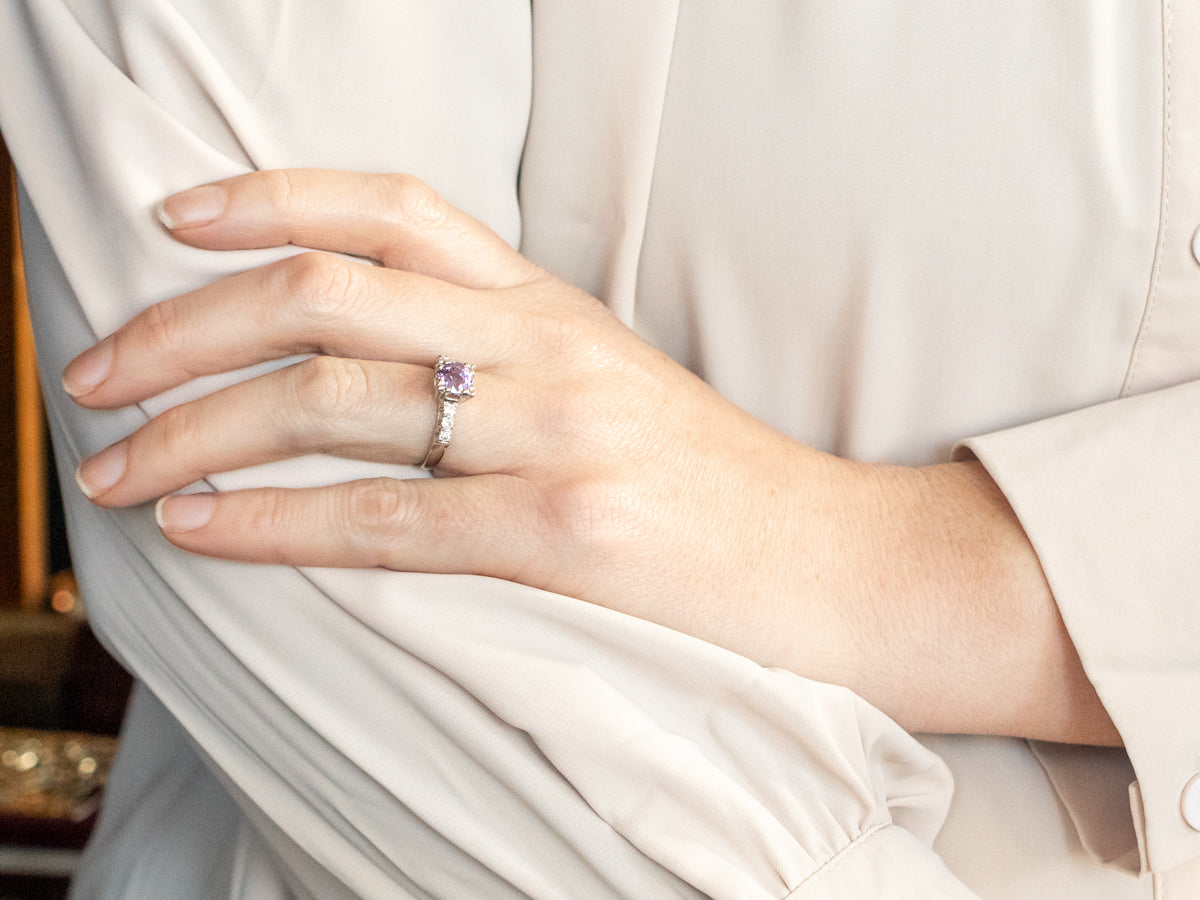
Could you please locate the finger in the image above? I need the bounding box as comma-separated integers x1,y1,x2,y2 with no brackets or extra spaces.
63,252,527,408
157,169,539,289
74,358,531,507
153,476,548,582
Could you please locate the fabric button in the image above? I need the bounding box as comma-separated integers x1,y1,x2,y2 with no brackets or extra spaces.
1183,773,1200,831
1192,225,1200,267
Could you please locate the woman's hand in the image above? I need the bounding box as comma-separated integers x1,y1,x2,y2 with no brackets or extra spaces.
64,170,1118,745
65,170,845,665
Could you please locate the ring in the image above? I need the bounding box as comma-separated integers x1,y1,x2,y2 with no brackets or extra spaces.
420,356,476,470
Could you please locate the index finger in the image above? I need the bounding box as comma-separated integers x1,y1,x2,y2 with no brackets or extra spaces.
158,169,538,290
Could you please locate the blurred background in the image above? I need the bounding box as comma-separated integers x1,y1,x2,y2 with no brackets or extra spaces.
0,135,131,900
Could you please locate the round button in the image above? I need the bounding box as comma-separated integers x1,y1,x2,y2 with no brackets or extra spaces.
1182,773,1200,831
1192,225,1200,267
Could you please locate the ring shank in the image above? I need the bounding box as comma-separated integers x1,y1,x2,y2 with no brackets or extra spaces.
421,396,459,470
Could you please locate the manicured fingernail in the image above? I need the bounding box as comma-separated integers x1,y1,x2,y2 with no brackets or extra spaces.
156,184,227,229
75,442,128,499
156,494,216,532
62,337,114,397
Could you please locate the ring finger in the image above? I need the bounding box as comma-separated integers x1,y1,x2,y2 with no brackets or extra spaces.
63,253,532,411
74,355,532,507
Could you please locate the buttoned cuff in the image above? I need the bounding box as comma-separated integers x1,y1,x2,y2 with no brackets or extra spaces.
955,381,1200,875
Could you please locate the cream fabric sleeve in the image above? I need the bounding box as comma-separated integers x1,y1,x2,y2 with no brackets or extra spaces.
958,384,1200,879
955,0,1200,880
0,1,973,897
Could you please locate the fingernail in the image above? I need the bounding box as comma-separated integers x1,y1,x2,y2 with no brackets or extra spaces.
62,337,114,397
75,442,128,499
156,494,216,532
156,184,227,229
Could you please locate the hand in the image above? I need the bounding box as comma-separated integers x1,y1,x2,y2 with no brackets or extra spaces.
65,170,1119,745
65,169,846,664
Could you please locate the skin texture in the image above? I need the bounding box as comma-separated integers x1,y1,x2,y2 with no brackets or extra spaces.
66,169,1120,746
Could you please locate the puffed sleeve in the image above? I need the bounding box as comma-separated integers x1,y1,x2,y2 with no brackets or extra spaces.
956,2,1200,872
0,1,975,897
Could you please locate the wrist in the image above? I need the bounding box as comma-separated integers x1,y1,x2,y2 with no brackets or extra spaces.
794,456,1120,744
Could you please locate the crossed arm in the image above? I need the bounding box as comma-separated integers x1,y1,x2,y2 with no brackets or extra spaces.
66,168,1119,747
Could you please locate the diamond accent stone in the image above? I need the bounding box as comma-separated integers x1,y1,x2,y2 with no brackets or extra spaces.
436,402,457,444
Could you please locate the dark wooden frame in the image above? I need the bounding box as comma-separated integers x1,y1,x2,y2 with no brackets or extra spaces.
1,136,21,607
1,134,49,610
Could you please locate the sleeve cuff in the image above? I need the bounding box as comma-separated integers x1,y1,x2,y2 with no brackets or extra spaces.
784,825,978,899
955,381,1200,874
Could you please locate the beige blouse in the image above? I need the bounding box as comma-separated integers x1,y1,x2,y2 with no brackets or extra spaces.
1,0,1198,896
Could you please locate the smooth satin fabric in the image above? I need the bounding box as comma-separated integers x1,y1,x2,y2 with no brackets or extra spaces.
1,0,1197,896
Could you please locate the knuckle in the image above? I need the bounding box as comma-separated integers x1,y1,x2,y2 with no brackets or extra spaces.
246,489,293,544
294,356,374,425
344,478,413,544
538,478,632,551
383,174,447,228
283,252,361,322
523,299,614,367
152,403,204,462
138,299,190,360
261,168,303,212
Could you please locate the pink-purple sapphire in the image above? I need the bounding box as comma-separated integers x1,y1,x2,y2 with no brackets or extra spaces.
434,359,475,399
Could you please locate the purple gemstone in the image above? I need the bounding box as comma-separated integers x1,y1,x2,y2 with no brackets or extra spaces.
435,360,474,399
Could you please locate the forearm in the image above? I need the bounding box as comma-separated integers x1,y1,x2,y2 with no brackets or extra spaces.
690,443,1118,747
